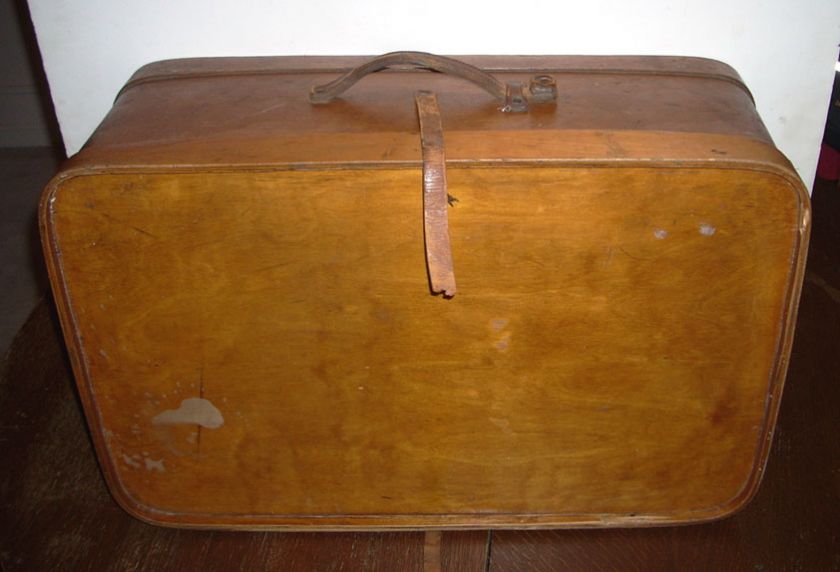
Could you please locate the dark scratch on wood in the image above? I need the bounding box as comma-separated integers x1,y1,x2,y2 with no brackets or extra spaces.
618,246,650,261
98,211,159,239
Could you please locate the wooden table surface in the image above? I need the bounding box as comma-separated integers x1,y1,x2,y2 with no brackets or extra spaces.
2,181,838,571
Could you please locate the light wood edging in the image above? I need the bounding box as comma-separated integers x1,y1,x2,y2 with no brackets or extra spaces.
40,158,810,531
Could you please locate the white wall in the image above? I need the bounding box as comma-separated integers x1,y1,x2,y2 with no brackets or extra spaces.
27,0,840,187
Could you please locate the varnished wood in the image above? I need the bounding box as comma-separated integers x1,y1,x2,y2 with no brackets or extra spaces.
40,55,810,529
72,56,773,170
5,177,839,568
0,299,492,570
489,181,840,569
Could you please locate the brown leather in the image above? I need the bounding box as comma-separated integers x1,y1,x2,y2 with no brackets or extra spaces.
416,90,456,297
311,52,509,105
309,51,555,112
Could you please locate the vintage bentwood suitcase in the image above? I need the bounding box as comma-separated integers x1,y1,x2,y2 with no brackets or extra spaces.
40,52,810,529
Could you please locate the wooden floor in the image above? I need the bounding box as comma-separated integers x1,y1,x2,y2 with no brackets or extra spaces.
1,179,838,571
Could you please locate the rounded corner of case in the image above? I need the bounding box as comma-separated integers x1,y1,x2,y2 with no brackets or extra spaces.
37,169,90,233
129,58,190,81
698,493,757,525
106,479,186,529
706,461,770,524
696,56,741,75
38,176,68,249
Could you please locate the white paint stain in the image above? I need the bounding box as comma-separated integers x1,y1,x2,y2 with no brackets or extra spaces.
122,454,140,469
489,417,513,435
491,318,511,351
602,246,615,268
152,398,224,429
144,458,165,472
653,228,668,240
494,332,511,352
699,223,716,236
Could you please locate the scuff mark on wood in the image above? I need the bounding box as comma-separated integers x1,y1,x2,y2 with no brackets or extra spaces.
144,458,165,472
152,398,224,429
122,454,141,469
699,223,716,236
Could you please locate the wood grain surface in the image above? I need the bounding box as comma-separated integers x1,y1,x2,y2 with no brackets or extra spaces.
1,178,837,569
488,178,840,571
66,55,775,169
43,165,806,528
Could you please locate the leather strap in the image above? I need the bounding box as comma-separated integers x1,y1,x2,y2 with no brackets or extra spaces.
310,51,557,112
313,51,509,109
422,530,442,572
415,91,457,297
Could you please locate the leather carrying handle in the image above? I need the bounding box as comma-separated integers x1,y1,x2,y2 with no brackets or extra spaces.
310,51,557,112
